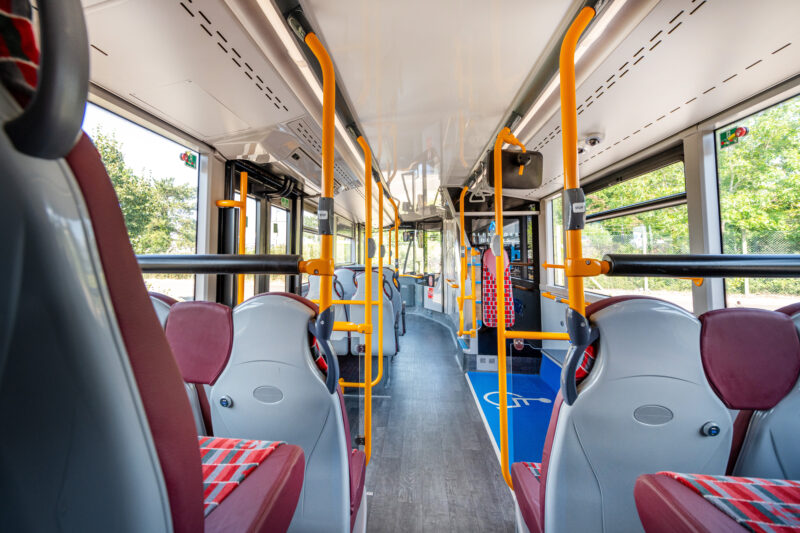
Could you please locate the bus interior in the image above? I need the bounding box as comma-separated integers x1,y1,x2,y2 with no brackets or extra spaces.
2,0,800,532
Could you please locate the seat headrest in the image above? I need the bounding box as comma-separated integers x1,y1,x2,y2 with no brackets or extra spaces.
585,295,672,318
700,308,800,409
165,301,233,385
149,291,179,307
777,302,800,317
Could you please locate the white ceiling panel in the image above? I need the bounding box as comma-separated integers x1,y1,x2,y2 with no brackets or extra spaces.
302,0,578,218
84,0,304,142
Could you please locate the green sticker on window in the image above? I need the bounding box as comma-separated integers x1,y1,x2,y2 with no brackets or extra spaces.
180,151,197,168
719,126,748,148
280,197,290,208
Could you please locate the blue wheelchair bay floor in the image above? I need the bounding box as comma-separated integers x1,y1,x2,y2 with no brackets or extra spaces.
466,371,557,464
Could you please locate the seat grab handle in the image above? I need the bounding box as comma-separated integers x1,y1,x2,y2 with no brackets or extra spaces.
5,0,89,159
560,308,598,405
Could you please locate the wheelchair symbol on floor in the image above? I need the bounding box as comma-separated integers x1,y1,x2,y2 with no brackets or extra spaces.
484,391,552,409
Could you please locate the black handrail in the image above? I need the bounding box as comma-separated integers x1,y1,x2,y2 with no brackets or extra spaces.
604,254,800,278
138,254,301,274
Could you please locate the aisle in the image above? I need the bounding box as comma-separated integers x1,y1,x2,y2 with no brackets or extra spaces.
344,313,515,532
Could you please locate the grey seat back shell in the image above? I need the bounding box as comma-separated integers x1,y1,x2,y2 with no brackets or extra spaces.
350,272,397,356
335,267,357,300
210,294,350,532
307,275,349,356
545,299,732,533
382,266,404,334
0,89,171,531
732,312,800,479
149,296,207,436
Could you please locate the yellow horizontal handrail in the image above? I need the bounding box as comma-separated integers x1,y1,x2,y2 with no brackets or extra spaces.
542,262,565,270
333,321,372,334
310,299,380,306
400,274,423,279
504,330,570,341
542,291,570,305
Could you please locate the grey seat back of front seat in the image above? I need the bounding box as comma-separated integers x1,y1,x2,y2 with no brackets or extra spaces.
335,267,357,300
545,298,732,533
0,1,171,529
350,271,397,356
383,266,404,334
210,293,351,532
730,310,800,480
307,274,350,356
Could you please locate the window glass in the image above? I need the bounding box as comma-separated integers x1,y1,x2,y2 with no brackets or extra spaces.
83,103,198,300
585,163,685,215
425,230,442,274
716,93,800,309
303,209,318,232
549,196,565,286
242,195,258,300
270,205,288,292
582,161,693,311
399,229,424,273
335,236,354,265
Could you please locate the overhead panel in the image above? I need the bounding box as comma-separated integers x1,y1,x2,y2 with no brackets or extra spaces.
83,0,303,144
302,0,575,220
524,0,800,199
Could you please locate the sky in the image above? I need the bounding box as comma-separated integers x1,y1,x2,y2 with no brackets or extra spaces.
82,103,199,189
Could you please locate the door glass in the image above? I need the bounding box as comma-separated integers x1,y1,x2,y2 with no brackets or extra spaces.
241,195,258,300
270,205,288,292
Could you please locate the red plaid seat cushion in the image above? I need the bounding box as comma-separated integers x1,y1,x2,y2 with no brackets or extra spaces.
199,436,284,516
522,462,542,480
658,472,800,532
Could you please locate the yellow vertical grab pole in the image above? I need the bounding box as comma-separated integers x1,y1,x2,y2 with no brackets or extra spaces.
560,7,595,315
470,248,478,332
376,184,385,387
215,172,248,304
493,126,526,489
305,32,336,317
458,186,471,336
387,196,400,273
356,136,374,464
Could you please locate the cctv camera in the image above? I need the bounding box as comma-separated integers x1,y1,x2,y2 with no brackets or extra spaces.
585,133,604,147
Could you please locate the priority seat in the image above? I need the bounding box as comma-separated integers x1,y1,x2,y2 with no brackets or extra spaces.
349,271,398,357
699,307,800,479
512,296,732,533
209,292,365,532
0,1,305,528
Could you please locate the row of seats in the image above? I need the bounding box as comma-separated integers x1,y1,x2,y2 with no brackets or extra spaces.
511,297,800,533
306,267,402,357
634,303,800,533
151,292,367,533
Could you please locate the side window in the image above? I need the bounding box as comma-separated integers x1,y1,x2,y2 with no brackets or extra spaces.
335,216,355,265
302,208,320,283
716,93,800,309
548,195,565,286
582,160,693,311
83,103,199,300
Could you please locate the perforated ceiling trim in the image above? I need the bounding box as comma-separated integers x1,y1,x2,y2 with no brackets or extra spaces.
177,0,292,114
530,0,794,195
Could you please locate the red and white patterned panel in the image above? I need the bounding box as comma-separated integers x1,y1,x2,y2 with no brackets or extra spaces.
658,472,800,532
482,248,515,328
199,436,284,516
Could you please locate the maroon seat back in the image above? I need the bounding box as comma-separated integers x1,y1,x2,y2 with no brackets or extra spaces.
165,301,234,386
699,308,800,410
67,136,204,532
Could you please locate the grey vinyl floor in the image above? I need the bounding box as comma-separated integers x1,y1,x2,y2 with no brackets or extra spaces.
342,313,516,532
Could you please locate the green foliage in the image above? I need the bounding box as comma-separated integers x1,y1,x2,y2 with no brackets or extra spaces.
717,94,800,295
92,131,197,254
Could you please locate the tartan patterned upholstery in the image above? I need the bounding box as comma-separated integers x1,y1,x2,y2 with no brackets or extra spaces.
482,249,515,327
658,472,800,532
523,462,542,480
575,345,596,382
199,436,284,516
0,0,39,104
